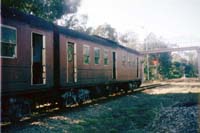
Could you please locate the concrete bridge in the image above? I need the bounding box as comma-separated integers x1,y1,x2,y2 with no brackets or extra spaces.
140,46,200,79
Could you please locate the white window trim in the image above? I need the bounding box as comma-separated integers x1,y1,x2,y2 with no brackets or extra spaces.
122,54,126,64
0,24,17,59
94,47,100,65
103,49,109,66
83,45,90,65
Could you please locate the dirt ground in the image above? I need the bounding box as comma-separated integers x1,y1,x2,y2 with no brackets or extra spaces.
2,79,200,133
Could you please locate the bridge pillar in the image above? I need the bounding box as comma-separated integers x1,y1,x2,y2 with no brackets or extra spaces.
198,50,200,79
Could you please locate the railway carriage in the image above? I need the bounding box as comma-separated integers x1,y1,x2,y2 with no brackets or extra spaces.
57,26,142,102
1,6,56,119
1,6,142,120
58,26,142,86
1,7,55,93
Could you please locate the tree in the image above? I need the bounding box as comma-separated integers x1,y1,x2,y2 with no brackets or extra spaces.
92,23,118,41
144,32,167,51
184,63,197,77
184,52,197,67
61,14,88,32
2,0,81,22
85,27,95,35
170,62,184,78
144,33,173,80
119,32,140,50
158,52,172,79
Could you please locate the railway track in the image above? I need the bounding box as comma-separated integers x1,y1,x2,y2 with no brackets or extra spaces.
1,83,167,131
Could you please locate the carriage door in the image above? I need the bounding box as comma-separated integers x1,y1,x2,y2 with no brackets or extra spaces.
137,57,139,78
112,52,116,79
32,33,46,84
67,42,77,83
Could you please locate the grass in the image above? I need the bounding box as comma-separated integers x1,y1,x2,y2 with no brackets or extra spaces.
6,83,199,133
67,92,199,133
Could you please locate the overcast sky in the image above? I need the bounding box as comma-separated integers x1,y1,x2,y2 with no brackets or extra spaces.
78,0,200,47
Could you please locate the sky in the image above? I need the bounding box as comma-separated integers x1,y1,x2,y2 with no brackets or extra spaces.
78,0,200,47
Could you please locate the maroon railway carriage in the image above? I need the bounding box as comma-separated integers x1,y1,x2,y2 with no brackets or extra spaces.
1,6,142,120
1,7,54,92
56,26,142,103
1,6,55,118
58,27,142,87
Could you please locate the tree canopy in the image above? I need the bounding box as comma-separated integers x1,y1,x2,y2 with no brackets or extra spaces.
119,32,140,50
62,14,88,32
2,0,81,22
92,24,118,41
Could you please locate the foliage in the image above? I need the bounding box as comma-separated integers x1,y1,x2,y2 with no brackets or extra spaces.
172,52,198,78
85,27,95,35
184,63,198,77
143,33,198,80
119,32,140,50
62,14,88,32
143,33,172,80
170,62,184,78
2,0,81,22
169,62,197,78
143,33,167,51
67,92,199,132
158,52,172,79
92,23,118,41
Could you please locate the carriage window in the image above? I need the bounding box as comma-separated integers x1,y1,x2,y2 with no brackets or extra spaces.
1,25,17,58
94,48,100,64
128,55,131,64
132,57,136,66
83,45,90,64
122,55,126,65
132,59,135,67
104,50,109,65
68,42,74,62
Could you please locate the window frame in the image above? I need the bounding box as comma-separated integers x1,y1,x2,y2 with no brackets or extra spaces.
128,54,132,67
94,47,100,65
67,42,74,62
0,24,17,59
122,54,126,65
103,49,109,65
83,45,90,64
